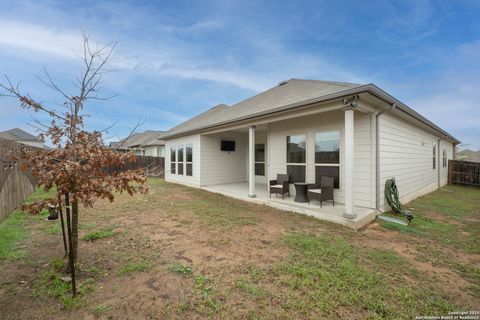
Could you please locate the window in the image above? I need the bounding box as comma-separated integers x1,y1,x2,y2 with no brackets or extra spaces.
433,145,436,170
442,148,447,168
177,146,184,175
186,144,193,176
286,135,306,182
255,144,265,176
315,166,340,188
157,146,165,157
170,147,176,174
315,131,340,188
315,131,340,164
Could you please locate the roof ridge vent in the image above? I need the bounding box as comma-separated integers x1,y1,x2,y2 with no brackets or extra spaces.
278,80,289,86
211,103,228,109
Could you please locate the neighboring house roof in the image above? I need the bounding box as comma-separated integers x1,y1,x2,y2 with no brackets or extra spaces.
162,78,459,144
143,136,166,147
109,141,123,149
110,130,166,150
0,128,42,142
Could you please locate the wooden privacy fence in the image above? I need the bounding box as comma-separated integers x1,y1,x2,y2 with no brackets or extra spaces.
448,160,480,187
0,139,37,223
0,139,164,222
105,156,165,177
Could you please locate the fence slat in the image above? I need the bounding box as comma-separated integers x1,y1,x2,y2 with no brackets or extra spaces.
448,160,480,187
1,138,165,222
105,156,165,177
0,139,37,222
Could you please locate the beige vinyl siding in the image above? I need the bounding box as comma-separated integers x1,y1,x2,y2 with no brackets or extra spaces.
165,134,201,186
157,145,165,157
439,139,454,186
143,146,165,157
268,109,374,208
144,146,156,157
378,112,452,208
200,132,248,186
354,112,374,208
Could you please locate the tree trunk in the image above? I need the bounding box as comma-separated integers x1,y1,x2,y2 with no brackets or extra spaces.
71,199,79,264
64,193,76,296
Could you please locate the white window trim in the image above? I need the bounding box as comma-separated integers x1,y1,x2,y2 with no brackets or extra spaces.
177,145,185,175
186,144,193,176
170,146,177,174
314,130,341,188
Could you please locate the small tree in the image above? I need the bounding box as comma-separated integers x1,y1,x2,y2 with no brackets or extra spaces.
0,34,147,296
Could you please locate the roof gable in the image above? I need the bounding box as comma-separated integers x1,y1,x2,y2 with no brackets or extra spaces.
113,130,166,149
0,128,41,142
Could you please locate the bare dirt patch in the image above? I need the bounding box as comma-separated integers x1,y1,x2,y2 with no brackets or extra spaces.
359,222,479,308
1,180,479,319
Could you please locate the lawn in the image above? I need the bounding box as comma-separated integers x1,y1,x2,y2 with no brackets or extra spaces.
0,179,478,319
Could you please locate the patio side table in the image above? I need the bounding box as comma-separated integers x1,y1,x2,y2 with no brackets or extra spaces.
294,183,309,203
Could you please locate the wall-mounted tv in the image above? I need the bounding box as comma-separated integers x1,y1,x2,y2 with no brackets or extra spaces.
221,140,236,152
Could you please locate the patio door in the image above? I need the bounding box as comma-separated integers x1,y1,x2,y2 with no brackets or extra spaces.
254,143,265,177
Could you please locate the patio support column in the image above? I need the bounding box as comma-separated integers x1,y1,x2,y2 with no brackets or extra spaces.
248,125,256,198
343,96,357,219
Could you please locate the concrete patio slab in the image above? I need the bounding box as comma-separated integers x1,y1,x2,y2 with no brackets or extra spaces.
202,182,378,229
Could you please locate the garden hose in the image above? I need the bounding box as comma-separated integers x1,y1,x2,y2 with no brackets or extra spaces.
384,178,413,223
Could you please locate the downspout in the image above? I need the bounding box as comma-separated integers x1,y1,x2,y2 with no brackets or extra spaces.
375,103,396,211
267,123,271,191
437,139,441,188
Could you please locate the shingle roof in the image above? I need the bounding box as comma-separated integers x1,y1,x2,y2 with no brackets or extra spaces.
110,130,166,149
109,141,123,149
165,79,362,137
142,135,166,146
162,78,459,144
0,128,42,142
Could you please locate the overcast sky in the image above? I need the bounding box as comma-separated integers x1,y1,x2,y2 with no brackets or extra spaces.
0,0,479,149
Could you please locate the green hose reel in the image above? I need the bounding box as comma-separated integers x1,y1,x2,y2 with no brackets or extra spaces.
384,178,413,223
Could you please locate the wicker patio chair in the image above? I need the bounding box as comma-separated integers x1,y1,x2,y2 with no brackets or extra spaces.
307,176,335,207
269,174,290,199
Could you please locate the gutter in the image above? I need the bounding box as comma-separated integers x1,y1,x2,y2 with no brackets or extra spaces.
365,85,460,144
375,103,396,211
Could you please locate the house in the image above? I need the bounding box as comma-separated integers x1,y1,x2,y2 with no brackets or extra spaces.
109,130,165,157
162,79,459,228
139,134,166,157
0,128,47,149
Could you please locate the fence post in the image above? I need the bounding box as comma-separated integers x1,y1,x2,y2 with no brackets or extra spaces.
448,159,480,187
448,160,452,185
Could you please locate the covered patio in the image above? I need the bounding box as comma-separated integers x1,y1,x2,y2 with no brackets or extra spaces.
202,182,377,229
